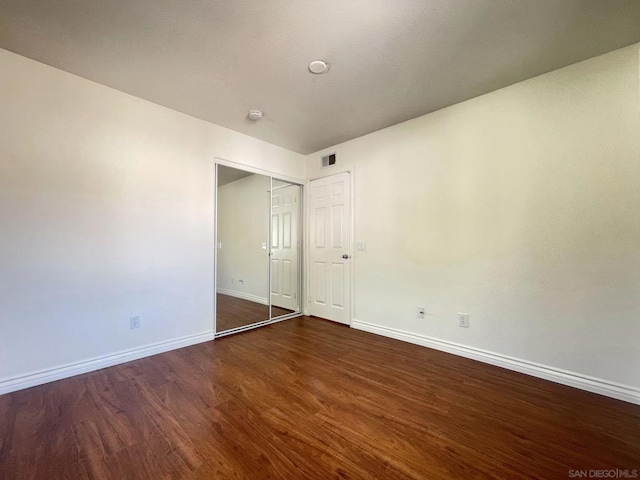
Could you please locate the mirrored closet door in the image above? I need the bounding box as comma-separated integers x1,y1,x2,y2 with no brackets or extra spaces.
215,164,302,336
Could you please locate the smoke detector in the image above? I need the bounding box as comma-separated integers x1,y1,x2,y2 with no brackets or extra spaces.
248,110,263,121
308,60,330,74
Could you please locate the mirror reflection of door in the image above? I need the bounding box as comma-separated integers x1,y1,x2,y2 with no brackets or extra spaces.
216,165,270,333
270,180,300,317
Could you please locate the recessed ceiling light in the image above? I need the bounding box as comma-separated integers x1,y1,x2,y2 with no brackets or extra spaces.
248,110,263,121
308,60,329,74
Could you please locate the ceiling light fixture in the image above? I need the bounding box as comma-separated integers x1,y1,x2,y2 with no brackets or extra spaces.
248,110,263,121
308,60,329,74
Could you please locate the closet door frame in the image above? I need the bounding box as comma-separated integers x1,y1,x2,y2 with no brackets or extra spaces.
213,157,304,338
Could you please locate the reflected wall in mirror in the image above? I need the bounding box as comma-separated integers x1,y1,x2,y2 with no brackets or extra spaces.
270,179,301,319
216,165,270,333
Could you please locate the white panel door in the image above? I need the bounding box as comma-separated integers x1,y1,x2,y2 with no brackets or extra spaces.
271,184,299,312
309,172,351,324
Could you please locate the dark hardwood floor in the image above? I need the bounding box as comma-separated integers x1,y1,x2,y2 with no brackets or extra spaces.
1,317,639,479
216,293,293,332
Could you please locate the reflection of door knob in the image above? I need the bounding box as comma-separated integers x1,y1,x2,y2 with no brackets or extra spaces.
342,254,350,259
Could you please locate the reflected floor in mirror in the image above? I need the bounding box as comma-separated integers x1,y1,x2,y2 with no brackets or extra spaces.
216,294,294,332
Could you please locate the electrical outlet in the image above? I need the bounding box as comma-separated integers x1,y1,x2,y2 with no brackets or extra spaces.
458,312,469,328
417,307,426,319
130,315,140,329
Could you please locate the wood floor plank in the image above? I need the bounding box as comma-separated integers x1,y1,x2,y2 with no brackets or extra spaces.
1,317,639,479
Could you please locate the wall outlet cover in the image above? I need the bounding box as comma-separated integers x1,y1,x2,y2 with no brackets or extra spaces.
130,315,141,329
458,313,470,328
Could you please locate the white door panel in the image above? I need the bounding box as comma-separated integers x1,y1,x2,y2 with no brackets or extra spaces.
309,172,351,324
271,184,299,312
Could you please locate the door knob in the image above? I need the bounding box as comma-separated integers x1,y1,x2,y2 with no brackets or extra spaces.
342,254,350,259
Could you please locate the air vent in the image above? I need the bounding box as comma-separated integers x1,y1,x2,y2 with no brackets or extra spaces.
321,153,336,168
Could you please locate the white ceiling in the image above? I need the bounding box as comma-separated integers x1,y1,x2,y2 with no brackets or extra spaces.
1,0,639,154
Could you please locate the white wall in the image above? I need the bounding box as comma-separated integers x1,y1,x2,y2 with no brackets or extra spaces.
217,174,270,302
0,48,303,389
306,44,640,395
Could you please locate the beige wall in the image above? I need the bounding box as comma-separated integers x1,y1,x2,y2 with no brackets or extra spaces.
306,44,640,391
0,48,303,387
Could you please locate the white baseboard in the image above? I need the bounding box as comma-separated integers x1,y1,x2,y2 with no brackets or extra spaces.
217,288,268,305
351,319,640,406
0,330,215,395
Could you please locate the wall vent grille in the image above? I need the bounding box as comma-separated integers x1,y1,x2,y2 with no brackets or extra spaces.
321,153,336,168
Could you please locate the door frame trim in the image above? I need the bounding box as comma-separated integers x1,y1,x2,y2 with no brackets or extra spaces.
216,157,305,185
305,168,355,326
